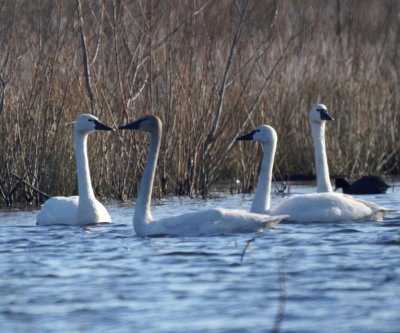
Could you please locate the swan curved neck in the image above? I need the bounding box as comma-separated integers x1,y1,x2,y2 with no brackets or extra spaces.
74,132,95,200
134,125,161,231
250,141,276,214
311,122,332,193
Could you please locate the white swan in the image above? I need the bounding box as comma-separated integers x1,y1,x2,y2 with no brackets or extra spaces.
36,114,113,226
237,106,388,223
118,115,287,237
310,103,334,192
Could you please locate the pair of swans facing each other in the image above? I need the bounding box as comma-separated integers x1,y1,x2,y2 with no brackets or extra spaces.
118,116,287,237
236,104,388,223
36,113,286,235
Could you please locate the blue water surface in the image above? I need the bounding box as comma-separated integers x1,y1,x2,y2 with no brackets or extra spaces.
1,185,399,333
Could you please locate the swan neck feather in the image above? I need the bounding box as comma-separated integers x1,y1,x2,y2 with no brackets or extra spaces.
134,125,161,230
250,140,276,214
74,132,95,200
311,122,332,193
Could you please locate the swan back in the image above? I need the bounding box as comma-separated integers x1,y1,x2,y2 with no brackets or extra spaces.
142,208,285,237
37,196,79,225
270,192,387,223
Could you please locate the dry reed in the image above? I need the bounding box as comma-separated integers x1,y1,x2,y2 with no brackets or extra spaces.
0,0,399,207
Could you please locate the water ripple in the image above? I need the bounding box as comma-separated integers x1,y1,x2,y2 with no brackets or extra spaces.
1,188,400,333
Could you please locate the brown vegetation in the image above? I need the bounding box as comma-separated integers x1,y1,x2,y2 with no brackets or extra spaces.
0,0,399,208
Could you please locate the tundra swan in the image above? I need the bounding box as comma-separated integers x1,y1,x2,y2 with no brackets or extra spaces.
36,114,113,226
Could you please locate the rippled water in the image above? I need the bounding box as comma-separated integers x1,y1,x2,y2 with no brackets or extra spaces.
1,185,400,333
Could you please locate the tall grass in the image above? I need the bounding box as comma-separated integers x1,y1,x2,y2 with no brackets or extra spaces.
0,0,399,207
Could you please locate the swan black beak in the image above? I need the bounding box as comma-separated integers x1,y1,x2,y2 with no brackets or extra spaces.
320,109,334,121
237,130,256,141
95,120,115,131
118,119,143,130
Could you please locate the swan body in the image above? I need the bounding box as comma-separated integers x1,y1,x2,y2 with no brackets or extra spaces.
237,104,388,223
129,207,284,237
119,115,286,237
335,176,389,194
37,114,113,226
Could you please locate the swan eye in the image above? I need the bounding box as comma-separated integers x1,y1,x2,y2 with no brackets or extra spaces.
255,129,260,133
88,119,93,122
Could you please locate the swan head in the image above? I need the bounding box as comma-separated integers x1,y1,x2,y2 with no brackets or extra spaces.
237,125,277,145
309,104,334,124
119,115,161,133
74,114,114,134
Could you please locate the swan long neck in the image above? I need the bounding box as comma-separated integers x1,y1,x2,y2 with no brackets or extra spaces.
250,140,276,214
74,132,95,200
134,125,161,229
311,122,332,193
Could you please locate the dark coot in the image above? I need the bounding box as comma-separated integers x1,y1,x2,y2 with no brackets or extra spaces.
335,176,389,195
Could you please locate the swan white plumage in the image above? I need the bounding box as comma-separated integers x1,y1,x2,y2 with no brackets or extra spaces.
36,114,114,226
118,115,287,237
237,105,388,223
